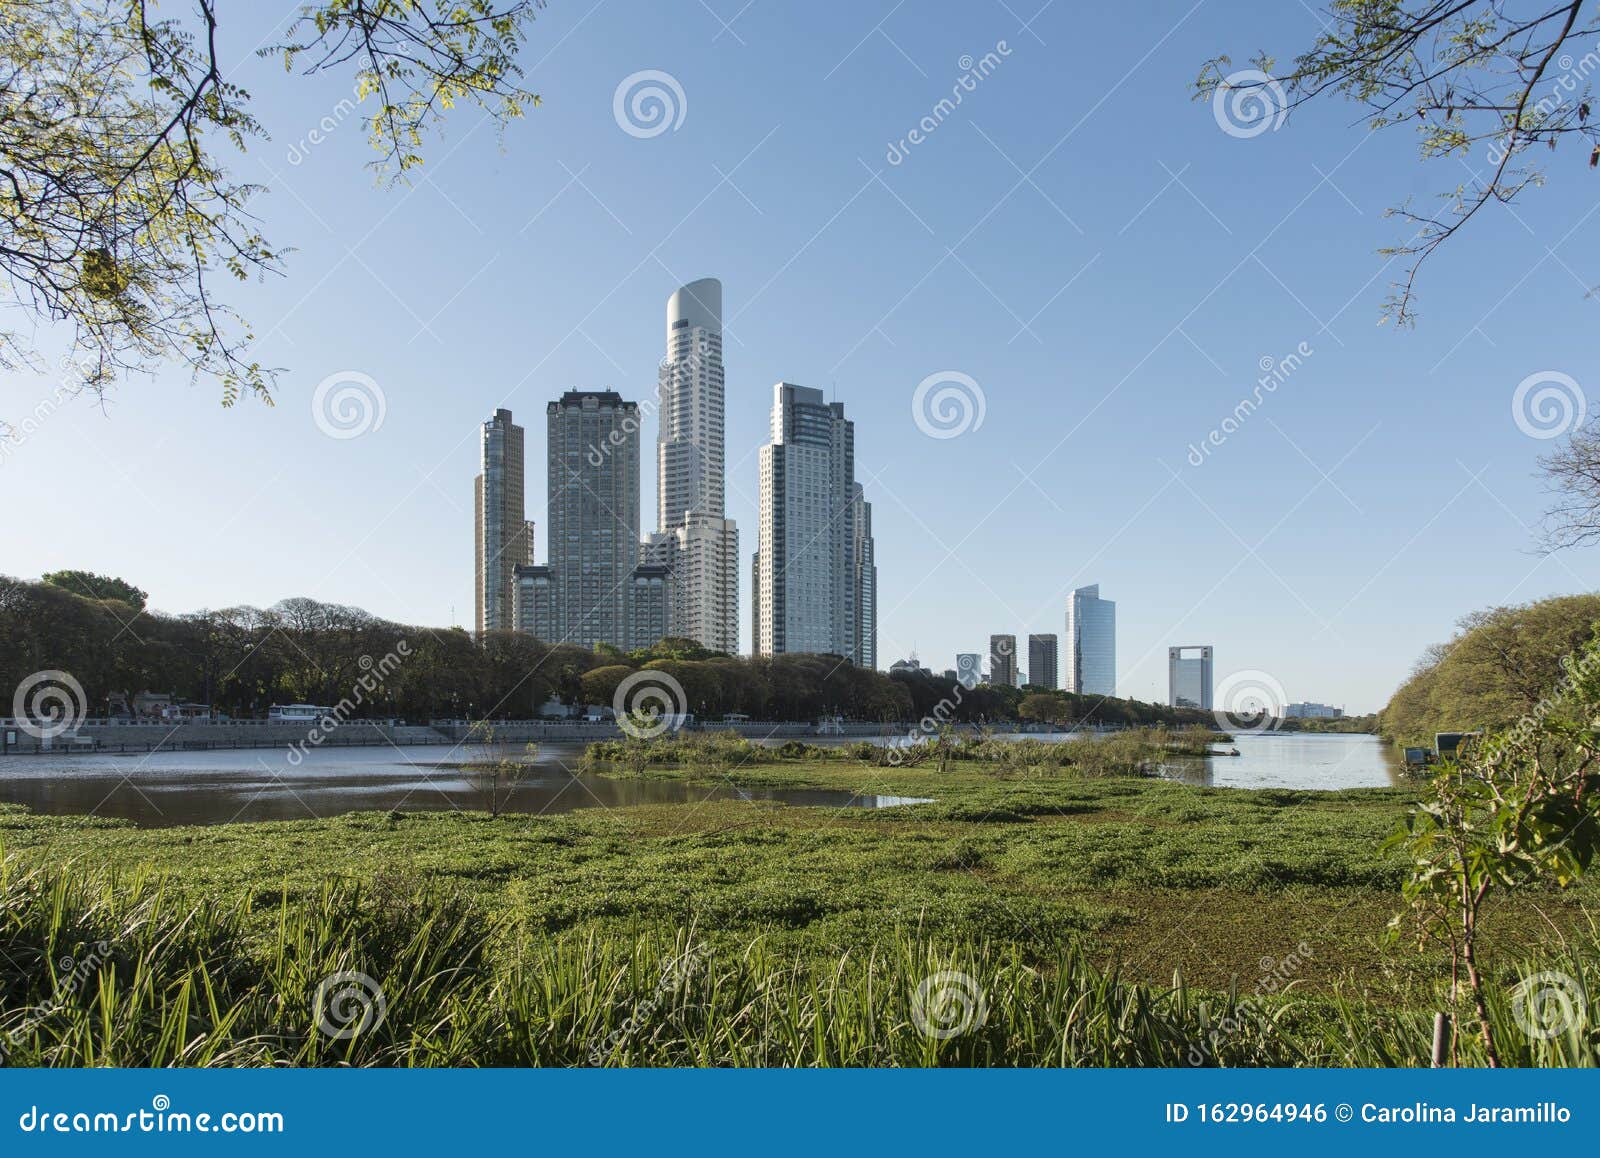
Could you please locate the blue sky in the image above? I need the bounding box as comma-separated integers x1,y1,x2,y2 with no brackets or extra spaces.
4,0,1598,713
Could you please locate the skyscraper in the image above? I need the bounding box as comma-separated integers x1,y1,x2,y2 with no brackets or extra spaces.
1168,645,1214,709
474,408,532,635
753,384,875,661
1028,634,1059,690
1065,584,1117,696
990,634,1018,687
545,390,642,650
852,484,878,670
649,278,739,654
955,653,982,689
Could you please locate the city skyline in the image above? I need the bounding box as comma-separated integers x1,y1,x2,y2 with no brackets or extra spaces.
5,3,1598,714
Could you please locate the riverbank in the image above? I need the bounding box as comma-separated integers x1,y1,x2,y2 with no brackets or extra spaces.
1,736,1593,1065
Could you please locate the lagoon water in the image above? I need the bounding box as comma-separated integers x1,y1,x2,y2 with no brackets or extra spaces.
0,742,926,828
0,731,1395,827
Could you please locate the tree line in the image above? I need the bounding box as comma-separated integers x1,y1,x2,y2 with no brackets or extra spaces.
1,574,1212,727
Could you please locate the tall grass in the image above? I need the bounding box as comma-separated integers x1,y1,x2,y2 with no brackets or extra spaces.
1,855,1591,1067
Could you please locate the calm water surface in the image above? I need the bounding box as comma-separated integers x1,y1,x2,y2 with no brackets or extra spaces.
0,732,1395,827
0,742,926,828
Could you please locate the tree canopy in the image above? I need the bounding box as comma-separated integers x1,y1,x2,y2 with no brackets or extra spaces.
1199,0,1600,324
0,0,545,410
1379,592,1600,744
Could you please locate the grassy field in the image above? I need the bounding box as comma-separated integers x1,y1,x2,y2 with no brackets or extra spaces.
0,730,1595,1065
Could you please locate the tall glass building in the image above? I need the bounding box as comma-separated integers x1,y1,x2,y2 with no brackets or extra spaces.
648,278,739,654
753,384,875,663
474,408,531,635
1065,584,1116,697
1168,645,1213,709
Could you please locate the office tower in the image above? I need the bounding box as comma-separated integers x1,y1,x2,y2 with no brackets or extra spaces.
753,383,871,659
956,653,982,689
1167,645,1214,709
852,484,878,670
1028,634,1059,690
989,634,1018,687
649,278,739,653
474,408,532,635
546,390,644,650
1065,583,1117,696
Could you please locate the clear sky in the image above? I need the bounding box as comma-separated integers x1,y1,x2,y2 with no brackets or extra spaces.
4,0,1598,714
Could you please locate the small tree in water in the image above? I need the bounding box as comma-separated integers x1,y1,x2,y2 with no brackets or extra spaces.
1387,629,1600,1065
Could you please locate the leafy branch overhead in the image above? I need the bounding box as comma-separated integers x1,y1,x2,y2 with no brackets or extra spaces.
1198,0,1600,325
0,0,545,407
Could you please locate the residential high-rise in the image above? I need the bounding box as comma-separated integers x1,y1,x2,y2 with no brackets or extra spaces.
955,653,982,689
1168,645,1214,709
649,278,739,654
989,634,1018,687
545,390,649,650
474,408,532,635
852,484,877,670
1028,634,1059,690
1065,584,1117,696
512,563,553,641
752,384,874,661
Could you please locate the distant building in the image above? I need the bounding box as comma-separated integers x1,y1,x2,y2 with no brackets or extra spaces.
1168,645,1214,710
1065,584,1116,697
852,484,878,670
474,408,533,635
512,564,554,641
753,384,875,662
629,564,672,652
1286,701,1343,719
1028,634,1059,690
955,652,982,689
889,656,931,678
990,634,1018,687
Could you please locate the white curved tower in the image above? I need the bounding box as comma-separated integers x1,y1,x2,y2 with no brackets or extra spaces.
650,277,739,654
